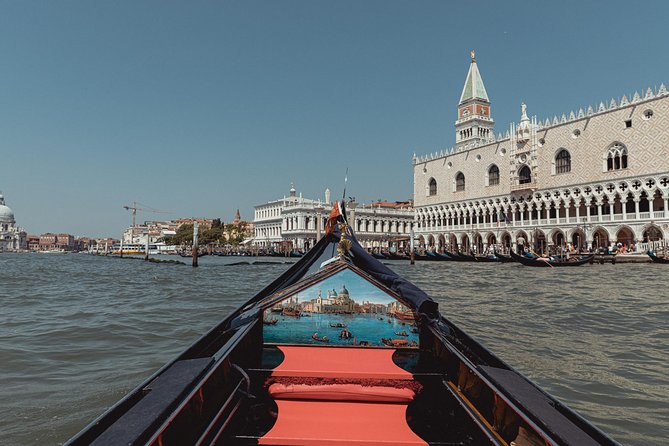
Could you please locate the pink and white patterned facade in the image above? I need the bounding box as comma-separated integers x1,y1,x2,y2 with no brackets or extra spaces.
413,55,669,253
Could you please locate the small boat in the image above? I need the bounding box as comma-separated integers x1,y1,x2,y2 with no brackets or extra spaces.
474,254,500,262
311,333,329,343
263,318,278,325
494,251,516,263
339,329,352,339
282,307,301,317
395,331,409,337
381,337,410,347
394,310,416,321
444,250,476,261
66,200,618,446
384,252,408,260
647,250,669,264
510,251,594,267
329,322,347,328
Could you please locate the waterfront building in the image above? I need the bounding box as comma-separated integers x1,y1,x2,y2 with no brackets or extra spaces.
0,192,27,251
413,52,669,253
253,184,414,251
38,233,74,251
27,235,40,251
123,220,179,245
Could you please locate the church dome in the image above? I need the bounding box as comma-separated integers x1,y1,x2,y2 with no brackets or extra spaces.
0,194,15,223
339,285,349,296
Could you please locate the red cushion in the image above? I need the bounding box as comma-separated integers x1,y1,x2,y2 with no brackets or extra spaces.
268,383,415,403
259,400,428,446
272,346,412,380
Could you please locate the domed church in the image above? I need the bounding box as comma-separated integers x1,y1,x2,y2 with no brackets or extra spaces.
0,192,27,251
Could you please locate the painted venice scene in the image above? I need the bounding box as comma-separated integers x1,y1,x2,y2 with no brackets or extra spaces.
263,268,418,347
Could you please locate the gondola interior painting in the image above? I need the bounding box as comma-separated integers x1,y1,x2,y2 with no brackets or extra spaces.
263,267,419,347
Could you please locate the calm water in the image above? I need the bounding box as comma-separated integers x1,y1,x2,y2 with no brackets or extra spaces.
0,253,667,445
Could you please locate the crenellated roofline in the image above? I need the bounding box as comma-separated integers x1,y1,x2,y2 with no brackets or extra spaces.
414,83,668,165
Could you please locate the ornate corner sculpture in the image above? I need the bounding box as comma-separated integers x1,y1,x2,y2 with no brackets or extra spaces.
337,222,352,258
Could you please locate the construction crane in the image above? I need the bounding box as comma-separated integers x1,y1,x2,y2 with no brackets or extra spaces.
123,202,171,227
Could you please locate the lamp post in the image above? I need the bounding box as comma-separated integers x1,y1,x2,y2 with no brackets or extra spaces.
575,223,591,253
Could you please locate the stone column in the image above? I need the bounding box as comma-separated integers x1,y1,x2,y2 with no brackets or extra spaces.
348,200,357,230
575,202,580,222
634,197,641,220
315,206,324,242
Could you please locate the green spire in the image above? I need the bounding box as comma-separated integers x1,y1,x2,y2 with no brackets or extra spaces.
459,51,489,104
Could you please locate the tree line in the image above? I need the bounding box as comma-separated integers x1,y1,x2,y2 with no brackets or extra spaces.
163,219,249,246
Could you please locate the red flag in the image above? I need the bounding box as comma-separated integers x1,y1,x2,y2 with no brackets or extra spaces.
325,202,341,235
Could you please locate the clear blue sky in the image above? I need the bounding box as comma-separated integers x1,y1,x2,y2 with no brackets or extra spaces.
2,0,668,237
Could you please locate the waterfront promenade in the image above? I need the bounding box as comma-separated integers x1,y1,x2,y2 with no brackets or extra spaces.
0,253,666,445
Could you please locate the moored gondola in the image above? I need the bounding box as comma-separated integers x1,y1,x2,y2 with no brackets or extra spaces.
384,251,408,260
647,250,669,264
510,250,594,267
474,254,500,262
446,250,477,261
494,251,516,263
66,201,619,446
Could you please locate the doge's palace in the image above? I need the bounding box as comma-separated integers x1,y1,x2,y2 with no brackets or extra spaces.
413,52,669,254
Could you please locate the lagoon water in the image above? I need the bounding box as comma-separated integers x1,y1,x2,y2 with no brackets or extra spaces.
0,253,667,445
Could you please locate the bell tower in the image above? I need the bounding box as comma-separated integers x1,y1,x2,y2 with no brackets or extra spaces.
455,51,494,149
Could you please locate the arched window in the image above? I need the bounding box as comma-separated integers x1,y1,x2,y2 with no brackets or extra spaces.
606,143,628,171
455,172,465,191
428,178,437,196
519,165,532,184
555,149,571,174
488,164,500,186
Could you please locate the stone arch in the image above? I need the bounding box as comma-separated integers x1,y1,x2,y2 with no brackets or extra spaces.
550,228,566,246
532,229,547,253
486,231,497,247
426,234,435,249
454,172,465,192
460,233,470,252
569,228,586,250
486,163,500,186
427,177,437,196
499,231,512,252
518,165,532,184
448,233,458,251
591,226,610,249
437,234,446,253
417,235,425,249
553,148,572,175
615,225,635,247
641,224,663,242
604,142,628,171
472,232,483,253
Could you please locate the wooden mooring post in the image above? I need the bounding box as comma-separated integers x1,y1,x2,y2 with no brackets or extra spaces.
410,230,415,265
144,232,150,261
192,221,199,267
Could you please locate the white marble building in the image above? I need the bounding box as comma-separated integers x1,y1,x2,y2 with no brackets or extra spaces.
0,193,27,251
413,52,669,254
253,185,414,251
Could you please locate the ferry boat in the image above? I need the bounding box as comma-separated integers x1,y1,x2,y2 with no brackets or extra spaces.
65,201,620,446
